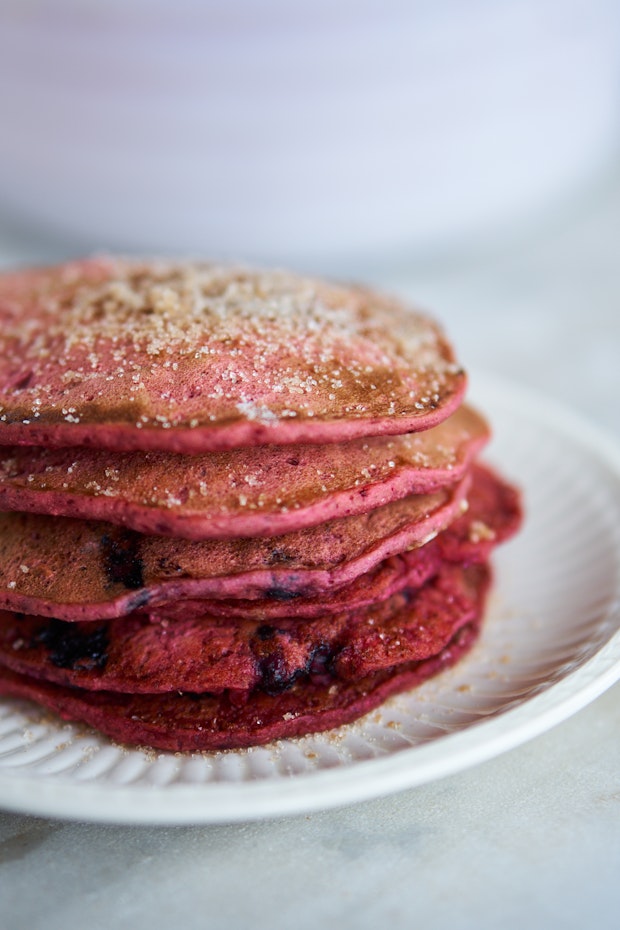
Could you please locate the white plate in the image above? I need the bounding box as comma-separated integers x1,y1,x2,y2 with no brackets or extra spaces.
0,375,619,824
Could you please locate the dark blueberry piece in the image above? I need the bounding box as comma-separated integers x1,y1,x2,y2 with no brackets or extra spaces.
37,620,109,671
267,548,295,566
257,650,303,696
264,586,301,601
126,590,152,612
100,529,145,590
255,625,276,641
306,642,334,686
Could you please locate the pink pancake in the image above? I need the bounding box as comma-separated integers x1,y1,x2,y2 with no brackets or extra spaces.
0,477,469,621
0,621,481,751
152,461,522,620
439,462,522,563
0,405,488,539
154,546,442,622
0,563,487,693
0,259,465,452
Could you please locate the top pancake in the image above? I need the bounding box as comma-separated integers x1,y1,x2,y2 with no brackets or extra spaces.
0,259,465,452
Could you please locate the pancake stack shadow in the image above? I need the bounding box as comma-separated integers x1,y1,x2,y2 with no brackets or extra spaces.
0,260,521,751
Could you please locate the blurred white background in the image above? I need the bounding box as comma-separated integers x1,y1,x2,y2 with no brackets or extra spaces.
0,0,618,268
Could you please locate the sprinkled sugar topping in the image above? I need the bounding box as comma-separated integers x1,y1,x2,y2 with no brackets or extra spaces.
0,259,465,451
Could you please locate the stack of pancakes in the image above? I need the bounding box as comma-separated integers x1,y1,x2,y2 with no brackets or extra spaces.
0,260,520,751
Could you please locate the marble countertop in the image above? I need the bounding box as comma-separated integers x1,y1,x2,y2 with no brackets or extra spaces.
1,165,619,929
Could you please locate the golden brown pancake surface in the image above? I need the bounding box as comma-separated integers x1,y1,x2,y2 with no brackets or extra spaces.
0,405,487,538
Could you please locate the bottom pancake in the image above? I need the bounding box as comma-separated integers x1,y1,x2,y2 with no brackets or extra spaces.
0,620,480,751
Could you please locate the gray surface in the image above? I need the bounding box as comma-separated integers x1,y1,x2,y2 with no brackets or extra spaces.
1,164,620,929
